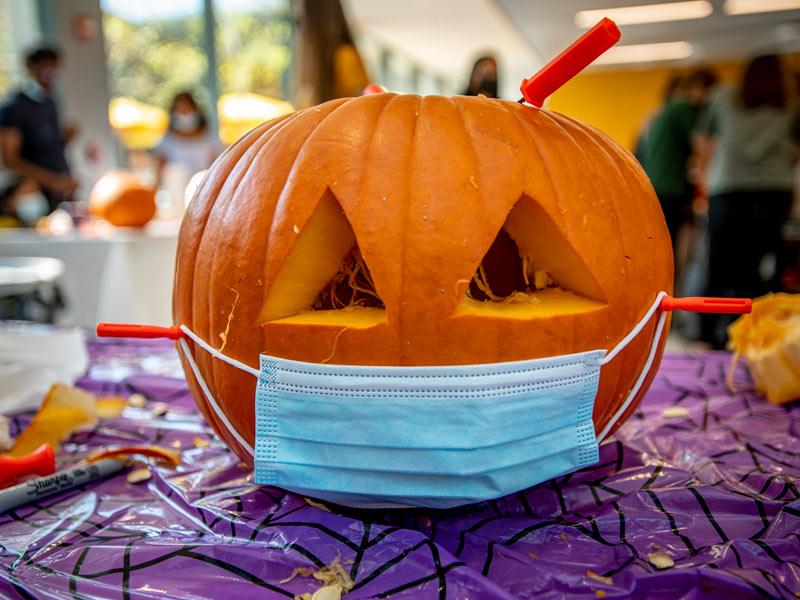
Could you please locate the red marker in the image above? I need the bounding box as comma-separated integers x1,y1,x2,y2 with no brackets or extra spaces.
97,323,184,340
660,296,752,315
0,444,56,487
520,17,621,107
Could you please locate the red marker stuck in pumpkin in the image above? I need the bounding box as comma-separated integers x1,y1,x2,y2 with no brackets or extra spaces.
520,17,621,106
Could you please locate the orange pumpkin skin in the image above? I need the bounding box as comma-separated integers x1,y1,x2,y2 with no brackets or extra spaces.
88,171,157,227
174,94,673,462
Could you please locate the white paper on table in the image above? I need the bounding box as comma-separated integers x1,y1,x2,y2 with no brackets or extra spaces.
0,322,88,415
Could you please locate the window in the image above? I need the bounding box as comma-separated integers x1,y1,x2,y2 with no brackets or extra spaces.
100,0,208,110
214,0,292,99
101,0,294,148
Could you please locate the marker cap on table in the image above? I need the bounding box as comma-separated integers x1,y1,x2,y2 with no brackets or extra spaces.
0,443,55,487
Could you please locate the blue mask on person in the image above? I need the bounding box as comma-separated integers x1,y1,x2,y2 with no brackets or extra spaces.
178,292,667,509
15,192,49,225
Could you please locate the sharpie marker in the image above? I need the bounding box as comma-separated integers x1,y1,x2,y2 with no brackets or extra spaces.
0,458,125,513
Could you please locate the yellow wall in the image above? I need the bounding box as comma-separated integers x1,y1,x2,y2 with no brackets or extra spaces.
548,62,743,151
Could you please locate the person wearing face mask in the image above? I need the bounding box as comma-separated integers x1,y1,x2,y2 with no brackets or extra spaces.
463,55,499,98
154,92,221,190
0,178,50,227
0,46,78,214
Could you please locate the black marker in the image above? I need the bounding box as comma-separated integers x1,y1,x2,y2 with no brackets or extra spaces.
0,459,125,513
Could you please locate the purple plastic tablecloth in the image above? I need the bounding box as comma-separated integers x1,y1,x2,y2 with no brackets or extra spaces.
2,337,800,599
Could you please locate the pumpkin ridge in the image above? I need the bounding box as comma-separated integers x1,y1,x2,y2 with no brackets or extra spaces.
176,117,288,321
505,105,570,229
450,98,484,214
543,111,670,431
539,110,627,290
265,97,363,263
195,113,304,347
536,109,629,294
192,116,304,417
398,95,423,363
194,112,323,456
548,110,660,300
174,121,283,458
349,94,407,311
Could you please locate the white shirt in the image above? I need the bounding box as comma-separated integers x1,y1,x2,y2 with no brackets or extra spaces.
157,131,221,175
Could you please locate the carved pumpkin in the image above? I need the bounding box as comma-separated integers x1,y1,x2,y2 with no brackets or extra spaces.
174,94,673,461
88,170,156,227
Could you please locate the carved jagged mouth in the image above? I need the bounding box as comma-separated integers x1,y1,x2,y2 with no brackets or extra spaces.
260,190,607,325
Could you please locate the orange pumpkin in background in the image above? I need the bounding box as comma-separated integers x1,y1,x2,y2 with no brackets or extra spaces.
173,94,673,462
88,170,157,227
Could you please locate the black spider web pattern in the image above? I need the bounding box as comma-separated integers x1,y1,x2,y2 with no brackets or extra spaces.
2,348,800,598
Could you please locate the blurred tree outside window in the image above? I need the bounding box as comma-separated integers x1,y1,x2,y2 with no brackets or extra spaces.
101,0,293,149
0,0,12,97
215,0,292,100
101,0,208,110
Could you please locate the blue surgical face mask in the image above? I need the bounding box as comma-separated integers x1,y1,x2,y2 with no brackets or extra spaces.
171,111,201,134
15,191,49,225
177,292,667,509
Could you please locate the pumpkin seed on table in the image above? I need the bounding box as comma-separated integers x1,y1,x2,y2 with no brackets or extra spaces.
127,467,152,484
661,406,690,419
647,551,674,569
193,437,211,448
128,393,147,408
150,403,168,417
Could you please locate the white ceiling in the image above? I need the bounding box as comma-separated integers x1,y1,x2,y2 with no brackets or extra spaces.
343,0,800,99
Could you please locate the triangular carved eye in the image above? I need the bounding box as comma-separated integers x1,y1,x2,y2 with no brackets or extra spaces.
465,195,606,309
260,191,385,323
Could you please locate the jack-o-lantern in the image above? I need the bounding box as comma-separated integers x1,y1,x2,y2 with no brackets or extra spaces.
88,170,156,228
173,93,673,462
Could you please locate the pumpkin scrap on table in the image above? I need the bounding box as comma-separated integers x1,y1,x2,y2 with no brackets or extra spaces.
8,383,97,457
728,293,800,403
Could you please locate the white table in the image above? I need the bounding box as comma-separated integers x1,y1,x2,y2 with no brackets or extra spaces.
0,225,178,328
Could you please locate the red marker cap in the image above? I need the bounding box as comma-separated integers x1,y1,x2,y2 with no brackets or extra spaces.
0,444,56,487
660,296,752,315
362,83,385,95
520,17,621,107
97,323,184,340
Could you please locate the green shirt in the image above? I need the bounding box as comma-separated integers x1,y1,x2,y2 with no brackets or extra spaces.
697,86,799,196
641,99,698,200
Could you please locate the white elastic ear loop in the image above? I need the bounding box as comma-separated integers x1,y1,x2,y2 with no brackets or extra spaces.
599,292,667,367
177,334,256,457
179,325,260,377
596,292,669,443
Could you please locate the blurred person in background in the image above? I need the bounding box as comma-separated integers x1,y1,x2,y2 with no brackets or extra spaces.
464,56,499,98
0,46,78,216
640,69,717,249
154,91,221,188
635,74,686,164
696,55,800,349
